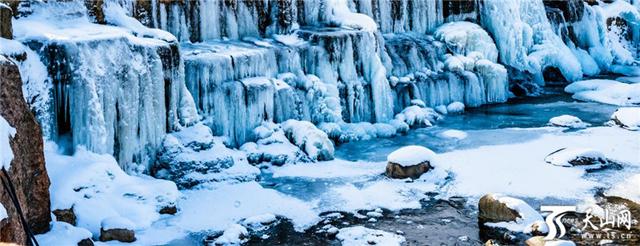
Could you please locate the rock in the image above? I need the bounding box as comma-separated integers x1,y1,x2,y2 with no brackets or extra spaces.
544,148,608,169
159,205,177,215
52,208,76,226
77,238,95,246
609,107,640,131
385,145,436,179
99,217,136,242
0,3,11,39
525,236,576,246
0,56,51,243
548,115,590,128
478,194,520,223
99,228,136,243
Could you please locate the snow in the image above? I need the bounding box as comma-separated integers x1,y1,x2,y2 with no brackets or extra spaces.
214,224,248,245
0,203,6,221
273,34,305,46
44,142,179,236
548,115,590,128
0,116,15,170
484,194,547,234
616,76,640,84
440,129,468,140
387,145,437,166
434,22,499,63
446,102,465,114
101,216,135,231
608,173,640,204
35,222,92,246
394,106,440,127
282,120,334,161
336,226,405,246
174,182,319,233
565,79,640,106
326,0,378,32
609,107,640,130
544,148,606,168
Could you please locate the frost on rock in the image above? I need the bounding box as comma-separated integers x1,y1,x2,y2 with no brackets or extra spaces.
0,115,15,170
565,79,640,106
44,142,180,237
12,1,199,172
481,0,583,83
282,120,334,161
336,226,405,246
153,123,259,188
483,194,547,234
544,148,608,169
548,115,590,128
609,107,640,131
241,122,311,166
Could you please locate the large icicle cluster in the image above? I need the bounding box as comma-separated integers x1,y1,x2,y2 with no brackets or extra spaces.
10,1,198,172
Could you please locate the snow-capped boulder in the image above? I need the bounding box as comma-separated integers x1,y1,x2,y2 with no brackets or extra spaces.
434,21,499,63
479,194,547,235
548,115,590,128
544,148,608,170
386,145,436,179
35,222,93,246
282,120,334,161
609,107,640,130
241,122,311,166
153,123,259,188
447,101,465,114
99,217,136,242
395,106,440,128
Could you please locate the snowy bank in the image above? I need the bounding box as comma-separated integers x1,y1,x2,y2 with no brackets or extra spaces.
565,79,640,106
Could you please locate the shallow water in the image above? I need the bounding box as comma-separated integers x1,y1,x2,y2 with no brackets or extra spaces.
335,93,618,162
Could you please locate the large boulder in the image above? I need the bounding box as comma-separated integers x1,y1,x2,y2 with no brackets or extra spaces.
385,145,435,179
478,194,521,223
99,217,136,242
0,56,51,243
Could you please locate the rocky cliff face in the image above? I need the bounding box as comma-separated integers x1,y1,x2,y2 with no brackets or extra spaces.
0,56,51,243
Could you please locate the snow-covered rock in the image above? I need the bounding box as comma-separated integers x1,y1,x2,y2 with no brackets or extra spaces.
336,226,405,246
479,194,547,234
434,21,498,63
609,107,640,130
394,106,440,128
45,142,179,237
446,101,465,114
565,79,640,106
545,148,608,170
386,145,436,179
241,122,311,166
282,120,334,161
35,222,93,246
548,115,590,128
154,123,259,188
99,216,136,242
213,224,249,245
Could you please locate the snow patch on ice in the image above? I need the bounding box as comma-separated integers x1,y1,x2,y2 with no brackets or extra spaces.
440,129,468,140
336,226,405,246
565,79,640,106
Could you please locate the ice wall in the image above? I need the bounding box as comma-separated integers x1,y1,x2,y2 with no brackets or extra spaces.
11,2,197,172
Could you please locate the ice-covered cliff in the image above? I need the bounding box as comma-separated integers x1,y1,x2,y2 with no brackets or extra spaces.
1,0,638,173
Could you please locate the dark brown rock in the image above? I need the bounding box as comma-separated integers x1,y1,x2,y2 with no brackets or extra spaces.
53,208,77,226
159,205,177,215
385,161,431,179
100,228,136,243
0,3,12,39
0,56,51,244
77,238,95,246
478,194,520,223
